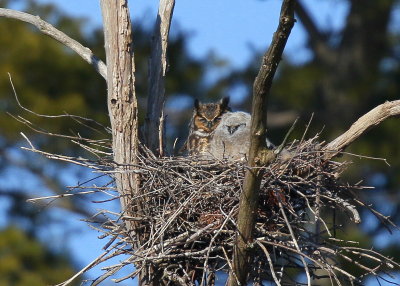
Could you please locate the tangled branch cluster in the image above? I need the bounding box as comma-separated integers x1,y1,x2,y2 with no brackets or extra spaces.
81,136,398,286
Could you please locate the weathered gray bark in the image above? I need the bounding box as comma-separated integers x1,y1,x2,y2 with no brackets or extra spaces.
144,0,175,155
227,1,296,285
100,0,140,239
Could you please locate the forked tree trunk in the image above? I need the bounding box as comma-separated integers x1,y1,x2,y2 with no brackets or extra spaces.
100,1,161,285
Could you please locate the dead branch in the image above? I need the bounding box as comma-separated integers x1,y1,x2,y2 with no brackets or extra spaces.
256,241,282,286
145,0,175,155
0,8,106,79
324,100,400,159
229,1,296,285
279,202,311,286
55,252,109,286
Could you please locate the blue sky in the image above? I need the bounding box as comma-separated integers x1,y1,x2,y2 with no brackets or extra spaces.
34,0,349,67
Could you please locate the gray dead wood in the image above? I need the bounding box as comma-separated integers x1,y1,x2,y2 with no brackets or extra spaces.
100,0,140,242
0,8,107,79
145,0,175,155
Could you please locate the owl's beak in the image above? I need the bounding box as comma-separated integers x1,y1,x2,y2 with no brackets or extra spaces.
227,125,240,134
207,121,213,129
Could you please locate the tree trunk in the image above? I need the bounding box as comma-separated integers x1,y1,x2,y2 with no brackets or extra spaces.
227,1,296,285
100,1,167,285
100,0,140,247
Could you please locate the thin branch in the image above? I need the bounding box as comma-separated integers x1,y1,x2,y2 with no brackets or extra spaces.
55,252,109,286
324,100,400,159
10,113,107,143
279,202,311,286
8,73,110,133
0,8,107,79
275,117,298,154
256,241,282,286
26,190,97,203
20,146,103,170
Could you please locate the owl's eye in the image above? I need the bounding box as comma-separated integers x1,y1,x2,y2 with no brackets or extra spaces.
199,117,207,123
214,117,221,122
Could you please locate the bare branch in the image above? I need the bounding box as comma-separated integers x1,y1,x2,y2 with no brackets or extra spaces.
256,241,282,286
145,0,175,155
279,202,311,285
0,8,107,79
324,100,400,159
55,252,109,286
228,1,296,285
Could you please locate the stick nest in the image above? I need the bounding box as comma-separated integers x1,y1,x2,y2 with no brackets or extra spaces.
86,136,398,286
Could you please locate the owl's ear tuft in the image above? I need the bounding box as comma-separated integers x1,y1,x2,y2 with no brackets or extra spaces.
194,99,200,109
220,97,230,110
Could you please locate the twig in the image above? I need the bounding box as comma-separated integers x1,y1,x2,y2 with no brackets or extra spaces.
8,73,109,133
10,112,106,143
20,132,35,149
27,191,97,203
279,202,311,286
300,113,314,144
21,146,103,170
55,252,109,286
275,117,298,155
256,241,282,286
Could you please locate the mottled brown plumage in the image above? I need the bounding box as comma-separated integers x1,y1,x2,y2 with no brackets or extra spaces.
185,97,231,156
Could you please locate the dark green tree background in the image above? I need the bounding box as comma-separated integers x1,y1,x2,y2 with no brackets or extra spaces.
0,0,399,284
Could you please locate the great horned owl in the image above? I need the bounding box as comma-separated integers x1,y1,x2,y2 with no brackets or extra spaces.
185,97,231,156
208,111,275,161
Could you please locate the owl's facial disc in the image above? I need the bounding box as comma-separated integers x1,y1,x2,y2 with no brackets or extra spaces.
226,123,245,135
